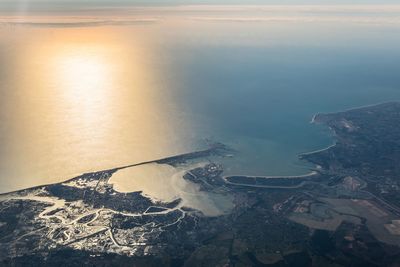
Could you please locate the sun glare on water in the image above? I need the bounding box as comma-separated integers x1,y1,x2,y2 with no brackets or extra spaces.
58,52,110,97
52,46,115,125
0,27,191,192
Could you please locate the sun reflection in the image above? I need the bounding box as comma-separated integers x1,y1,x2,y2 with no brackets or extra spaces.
53,48,113,124
0,27,191,192
58,53,109,96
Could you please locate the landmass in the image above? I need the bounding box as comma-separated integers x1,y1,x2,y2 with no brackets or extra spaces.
2,102,400,266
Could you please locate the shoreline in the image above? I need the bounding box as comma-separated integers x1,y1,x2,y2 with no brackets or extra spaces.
2,102,398,197
311,101,400,120
0,145,223,197
223,170,318,181
299,143,336,157
301,101,400,158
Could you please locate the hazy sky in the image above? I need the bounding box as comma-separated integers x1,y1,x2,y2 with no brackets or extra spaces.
1,0,399,15
1,0,400,9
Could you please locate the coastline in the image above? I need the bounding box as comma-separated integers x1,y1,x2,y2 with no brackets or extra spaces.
0,145,223,197
299,143,336,157
3,102,398,197
223,170,318,181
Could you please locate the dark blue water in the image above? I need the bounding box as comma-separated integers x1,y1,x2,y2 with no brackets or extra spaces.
161,23,400,175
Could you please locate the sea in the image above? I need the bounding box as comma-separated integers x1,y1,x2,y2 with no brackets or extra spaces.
1,6,400,214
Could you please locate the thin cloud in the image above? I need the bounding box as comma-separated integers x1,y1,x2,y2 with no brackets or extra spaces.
188,16,400,25
0,18,160,28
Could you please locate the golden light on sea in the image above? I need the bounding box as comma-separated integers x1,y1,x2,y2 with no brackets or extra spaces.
0,26,191,192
